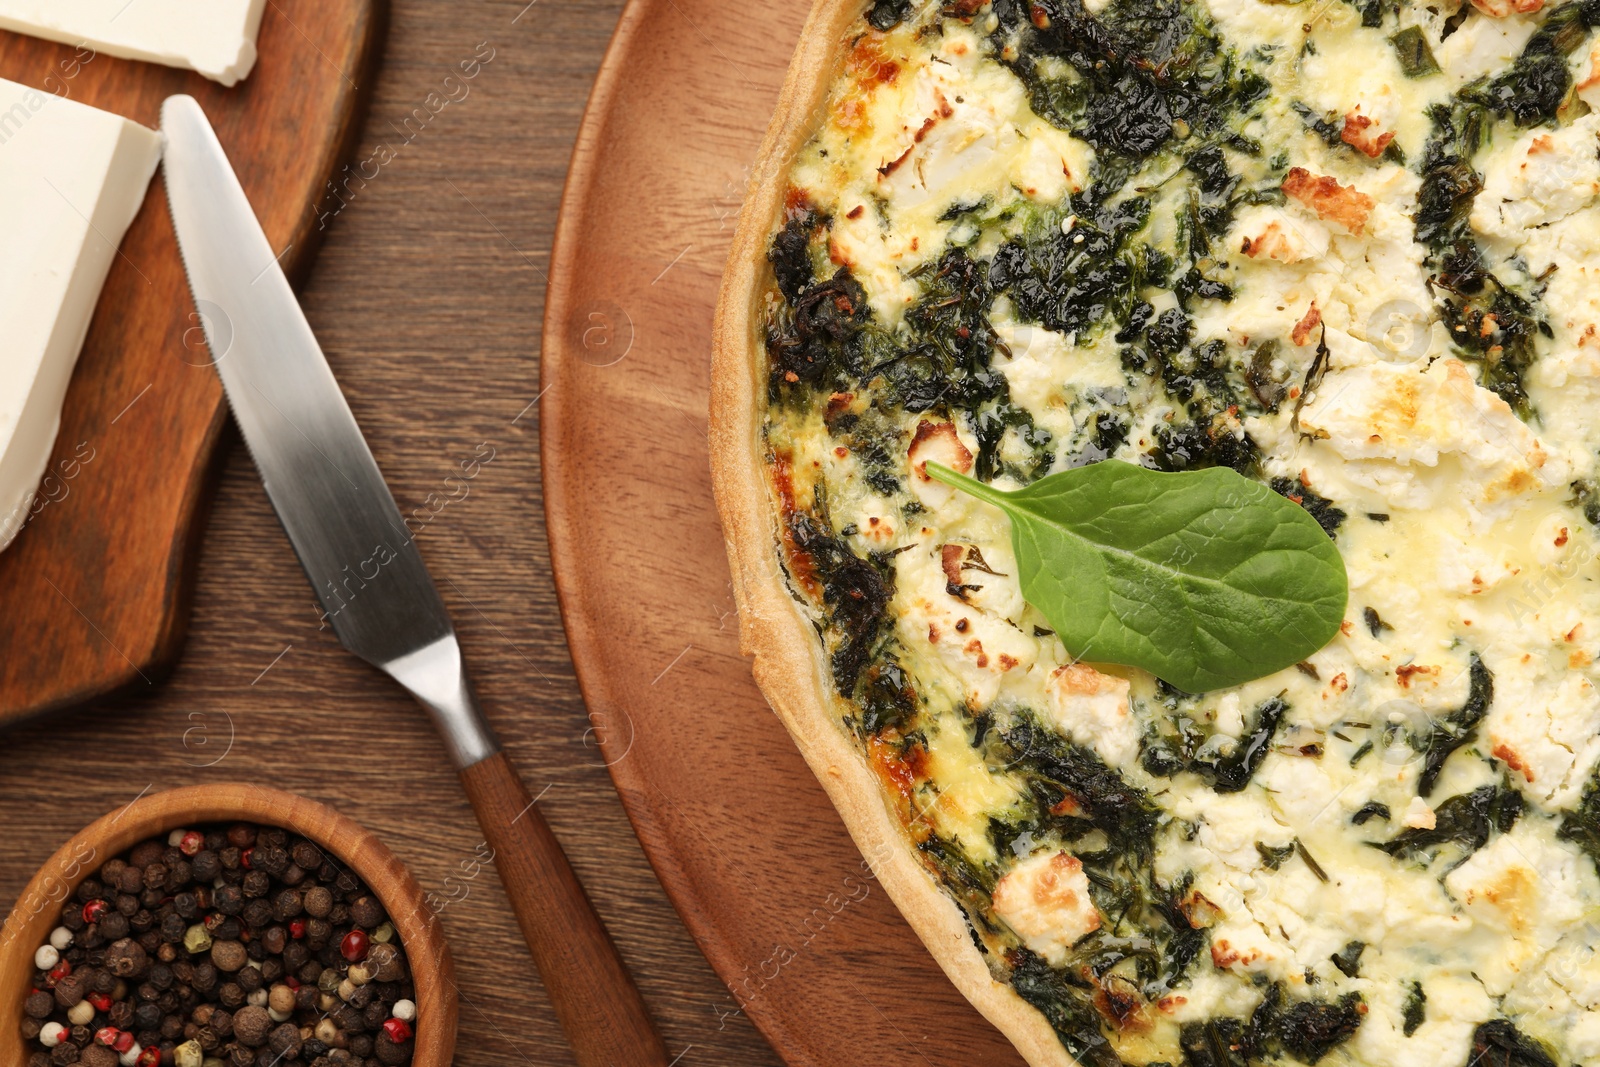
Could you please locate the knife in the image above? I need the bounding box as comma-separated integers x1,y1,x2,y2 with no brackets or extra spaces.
160,94,670,1067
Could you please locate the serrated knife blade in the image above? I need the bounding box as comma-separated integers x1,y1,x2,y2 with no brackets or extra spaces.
160,94,668,1067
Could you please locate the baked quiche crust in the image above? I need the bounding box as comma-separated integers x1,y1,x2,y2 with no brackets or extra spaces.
712,4,1076,1062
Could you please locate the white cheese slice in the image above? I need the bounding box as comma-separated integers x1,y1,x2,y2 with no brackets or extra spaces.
0,0,267,86
0,79,160,550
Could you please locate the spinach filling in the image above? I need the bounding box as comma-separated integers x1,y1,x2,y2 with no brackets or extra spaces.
1412,651,1493,797
990,0,1269,170
1141,693,1288,792
1373,783,1524,867
1413,3,1600,415
1179,984,1365,1066
1471,1020,1561,1067
784,511,894,692
976,722,1219,1058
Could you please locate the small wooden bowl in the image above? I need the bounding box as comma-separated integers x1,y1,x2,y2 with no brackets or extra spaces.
0,783,457,1065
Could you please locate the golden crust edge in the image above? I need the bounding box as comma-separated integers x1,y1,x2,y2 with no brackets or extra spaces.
707,3,1077,1065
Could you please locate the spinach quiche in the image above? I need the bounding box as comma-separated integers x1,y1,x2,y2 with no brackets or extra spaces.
711,0,1600,1063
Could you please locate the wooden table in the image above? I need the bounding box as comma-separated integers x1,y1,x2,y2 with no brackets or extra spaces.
0,2,785,1064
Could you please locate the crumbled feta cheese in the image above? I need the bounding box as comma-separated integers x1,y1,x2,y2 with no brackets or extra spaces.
1043,663,1140,768
991,851,1100,965
1401,796,1436,829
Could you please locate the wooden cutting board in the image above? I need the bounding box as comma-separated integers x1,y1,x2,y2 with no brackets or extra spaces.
0,2,385,723
541,0,1026,1062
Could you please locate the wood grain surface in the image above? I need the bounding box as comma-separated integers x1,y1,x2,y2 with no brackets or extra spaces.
0,2,1022,1065
0,2,789,1065
0,0,384,723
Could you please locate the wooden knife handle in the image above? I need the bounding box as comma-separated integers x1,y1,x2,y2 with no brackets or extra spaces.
459,751,670,1067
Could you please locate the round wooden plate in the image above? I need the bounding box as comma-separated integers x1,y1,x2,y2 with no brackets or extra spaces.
541,1,1026,1063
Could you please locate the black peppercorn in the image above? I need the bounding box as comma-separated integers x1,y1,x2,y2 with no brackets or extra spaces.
51,973,85,1009
159,913,187,943
24,991,52,1018
233,1004,270,1047
304,919,332,947
241,899,273,928
98,913,129,942
301,887,332,920
348,897,383,929
261,926,287,955
241,871,270,899
252,846,289,878
290,841,322,870
267,1021,302,1058
375,1032,413,1067
191,851,220,883
134,1002,162,1031
213,885,243,916
105,938,148,979
282,943,309,973
270,888,303,921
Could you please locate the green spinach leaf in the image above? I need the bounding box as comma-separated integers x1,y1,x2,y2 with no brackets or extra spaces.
928,460,1347,693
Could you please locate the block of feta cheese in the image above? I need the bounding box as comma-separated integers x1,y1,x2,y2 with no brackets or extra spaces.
0,1,267,87
0,79,161,551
